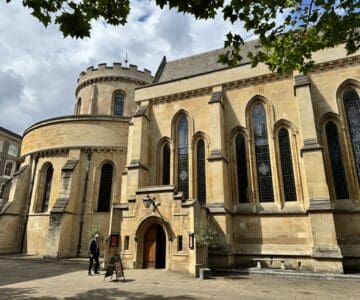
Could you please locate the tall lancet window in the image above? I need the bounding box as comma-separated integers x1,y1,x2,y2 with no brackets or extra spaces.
343,88,360,180
162,143,170,185
41,165,53,212
196,139,206,204
252,103,274,202
278,128,297,201
113,93,124,116
97,163,113,212
235,133,248,203
325,122,349,199
177,116,189,199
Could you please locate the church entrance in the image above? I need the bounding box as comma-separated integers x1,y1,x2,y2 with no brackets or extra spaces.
143,223,166,269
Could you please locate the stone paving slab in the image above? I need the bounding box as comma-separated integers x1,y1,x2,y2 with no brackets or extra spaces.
0,258,360,299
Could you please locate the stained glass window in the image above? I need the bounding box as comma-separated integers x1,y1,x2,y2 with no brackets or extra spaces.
41,165,53,212
343,88,360,181
97,163,113,212
114,93,124,116
325,122,349,199
278,128,297,201
177,116,189,199
252,103,274,202
162,143,170,185
197,139,206,204
235,134,248,203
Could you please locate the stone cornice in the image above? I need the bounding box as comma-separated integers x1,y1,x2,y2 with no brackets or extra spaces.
76,75,149,96
21,146,127,160
313,54,360,73
145,55,360,105
152,87,212,105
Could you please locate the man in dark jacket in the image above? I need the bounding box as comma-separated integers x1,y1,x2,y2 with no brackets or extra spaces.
88,233,100,275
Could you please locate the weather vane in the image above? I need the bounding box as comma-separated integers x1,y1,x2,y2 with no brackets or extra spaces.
124,52,129,67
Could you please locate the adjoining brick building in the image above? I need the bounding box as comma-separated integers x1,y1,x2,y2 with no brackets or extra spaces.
0,43,360,275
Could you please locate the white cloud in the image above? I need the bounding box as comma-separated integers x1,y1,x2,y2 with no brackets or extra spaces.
0,1,248,135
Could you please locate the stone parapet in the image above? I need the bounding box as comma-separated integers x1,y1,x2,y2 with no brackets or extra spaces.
76,63,153,96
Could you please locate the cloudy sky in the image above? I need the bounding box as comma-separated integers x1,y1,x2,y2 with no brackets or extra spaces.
0,1,248,135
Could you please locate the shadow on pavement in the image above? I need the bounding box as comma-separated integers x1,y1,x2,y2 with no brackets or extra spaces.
65,288,196,300
0,287,58,299
0,259,83,286
0,287,196,300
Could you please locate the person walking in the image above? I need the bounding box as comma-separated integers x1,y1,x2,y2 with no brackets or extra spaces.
88,233,100,275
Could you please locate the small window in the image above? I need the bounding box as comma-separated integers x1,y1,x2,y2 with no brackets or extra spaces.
162,143,170,185
235,134,248,203
124,236,129,250
113,93,124,116
325,122,349,199
41,165,53,212
278,128,297,201
97,163,113,212
8,144,18,157
76,98,82,115
4,161,15,177
196,139,206,204
177,235,183,251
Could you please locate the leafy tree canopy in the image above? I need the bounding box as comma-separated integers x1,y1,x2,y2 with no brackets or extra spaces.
6,0,360,73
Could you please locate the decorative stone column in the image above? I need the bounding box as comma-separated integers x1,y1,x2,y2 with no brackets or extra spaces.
294,74,343,273
125,103,150,201
206,86,234,268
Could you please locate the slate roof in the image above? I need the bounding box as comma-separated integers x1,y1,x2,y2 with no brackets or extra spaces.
153,39,259,84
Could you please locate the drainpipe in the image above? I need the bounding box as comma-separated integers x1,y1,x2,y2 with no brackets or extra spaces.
20,154,39,253
76,149,92,257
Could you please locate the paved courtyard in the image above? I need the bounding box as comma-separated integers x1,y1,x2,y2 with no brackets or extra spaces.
0,258,360,299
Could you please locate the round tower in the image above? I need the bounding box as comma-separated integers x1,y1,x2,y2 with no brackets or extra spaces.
75,63,153,117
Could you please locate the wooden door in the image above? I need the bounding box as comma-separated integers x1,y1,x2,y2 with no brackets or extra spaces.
143,225,157,268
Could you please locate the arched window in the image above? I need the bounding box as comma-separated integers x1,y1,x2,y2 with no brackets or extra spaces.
177,116,189,199
76,98,81,115
325,122,349,199
252,103,274,202
41,165,53,212
235,133,248,203
278,128,297,201
4,161,15,177
113,92,124,116
343,87,360,180
196,139,206,204
162,143,170,185
97,163,113,212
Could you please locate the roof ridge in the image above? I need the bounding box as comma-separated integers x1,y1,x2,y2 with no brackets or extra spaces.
166,46,225,64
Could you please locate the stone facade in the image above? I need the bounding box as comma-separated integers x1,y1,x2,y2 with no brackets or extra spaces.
0,127,21,208
0,45,360,275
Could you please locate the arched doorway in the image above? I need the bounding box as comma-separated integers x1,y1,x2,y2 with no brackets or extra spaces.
143,223,166,269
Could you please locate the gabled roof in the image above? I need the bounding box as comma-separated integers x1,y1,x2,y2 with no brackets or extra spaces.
0,126,22,140
153,39,259,84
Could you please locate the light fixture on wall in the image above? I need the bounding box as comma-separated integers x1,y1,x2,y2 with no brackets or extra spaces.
143,194,160,212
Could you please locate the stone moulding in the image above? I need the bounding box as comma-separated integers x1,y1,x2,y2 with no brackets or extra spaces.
308,198,333,211
76,75,149,96
113,203,129,210
127,159,149,172
50,198,69,213
208,91,223,104
207,149,228,163
145,55,360,106
300,138,322,155
312,245,342,259
21,146,126,160
136,185,175,194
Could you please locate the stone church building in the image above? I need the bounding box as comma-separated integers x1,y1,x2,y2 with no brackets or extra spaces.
0,42,359,275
